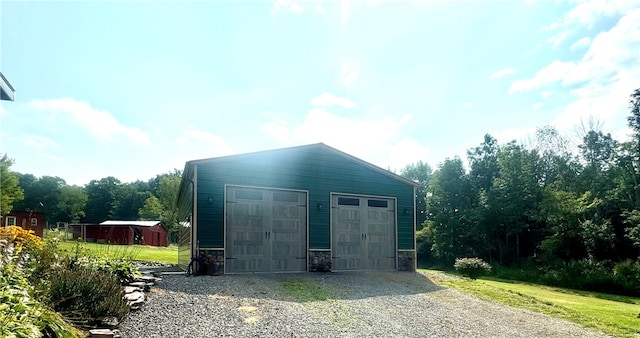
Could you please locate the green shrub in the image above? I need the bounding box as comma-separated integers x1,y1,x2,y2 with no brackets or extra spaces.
0,263,43,337
613,260,640,295
46,266,129,322
416,227,435,267
70,256,140,284
454,257,492,279
105,259,140,284
1,240,82,338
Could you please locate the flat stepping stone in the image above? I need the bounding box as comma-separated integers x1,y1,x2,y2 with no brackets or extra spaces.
124,291,145,302
96,316,119,329
128,281,152,291
124,286,142,293
89,329,115,337
134,275,161,284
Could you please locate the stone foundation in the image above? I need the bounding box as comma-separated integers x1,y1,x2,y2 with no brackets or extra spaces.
397,250,416,272
308,250,332,272
197,249,224,275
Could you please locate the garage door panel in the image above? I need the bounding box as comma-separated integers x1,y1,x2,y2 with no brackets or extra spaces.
367,257,395,270
332,195,396,271
226,186,307,273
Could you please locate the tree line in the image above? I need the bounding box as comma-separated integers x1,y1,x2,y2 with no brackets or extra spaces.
400,88,640,294
0,162,182,243
2,88,640,283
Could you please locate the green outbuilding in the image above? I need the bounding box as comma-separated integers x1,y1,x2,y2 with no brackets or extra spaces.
176,143,417,274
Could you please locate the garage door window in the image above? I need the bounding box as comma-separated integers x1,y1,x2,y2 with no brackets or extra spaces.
235,189,263,200
273,191,299,202
368,199,388,208
338,197,360,206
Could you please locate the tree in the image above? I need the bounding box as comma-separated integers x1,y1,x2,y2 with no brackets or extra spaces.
400,161,432,228
112,182,151,220
578,130,619,196
626,88,640,153
0,154,24,216
57,185,88,223
138,196,163,220
467,135,501,263
467,134,499,192
538,189,591,263
424,157,476,265
14,175,66,223
83,177,121,223
156,173,181,242
622,88,640,207
487,142,542,263
529,125,574,188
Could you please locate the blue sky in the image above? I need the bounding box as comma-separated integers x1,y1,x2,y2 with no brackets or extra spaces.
1,0,638,186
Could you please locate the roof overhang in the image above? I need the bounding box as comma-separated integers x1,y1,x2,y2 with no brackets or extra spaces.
100,220,162,227
0,72,15,101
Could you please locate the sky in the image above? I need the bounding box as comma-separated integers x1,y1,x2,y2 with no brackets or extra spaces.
1,0,639,186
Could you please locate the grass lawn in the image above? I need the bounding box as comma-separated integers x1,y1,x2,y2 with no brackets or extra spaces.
57,240,178,264
421,269,640,337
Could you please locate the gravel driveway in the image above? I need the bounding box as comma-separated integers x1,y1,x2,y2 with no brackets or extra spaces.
119,271,610,338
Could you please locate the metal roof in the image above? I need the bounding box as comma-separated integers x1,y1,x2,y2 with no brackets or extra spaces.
100,220,161,227
184,143,419,187
0,72,15,101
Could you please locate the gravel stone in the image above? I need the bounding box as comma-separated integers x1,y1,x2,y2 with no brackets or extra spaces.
119,271,612,338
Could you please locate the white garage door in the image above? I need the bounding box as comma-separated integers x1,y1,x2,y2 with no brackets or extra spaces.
225,186,307,273
331,194,396,271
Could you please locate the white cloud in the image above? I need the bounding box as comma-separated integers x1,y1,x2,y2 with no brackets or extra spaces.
545,22,560,30
493,127,536,145
341,63,359,87
177,130,230,149
340,0,350,27
548,30,573,48
384,137,431,173
310,92,357,108
271,0,303,15
565,0,638,26
489,68,515,79
24,135,60,151
462,103,473,109
261,108,430,172
316,4,328,14
512,6,640,138
533,103,544,109
175,129,234,162
43,154,64,162
28,98,149,144
553,9,640,132
509,61,579,93
510,8,640,94
552,70,638,131
261,122,290,142
570,36,591,50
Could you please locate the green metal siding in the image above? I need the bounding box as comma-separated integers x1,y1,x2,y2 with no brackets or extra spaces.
195,145,415,250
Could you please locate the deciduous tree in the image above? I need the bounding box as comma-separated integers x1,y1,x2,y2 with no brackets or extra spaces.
0,154,24,216
400,161,432,228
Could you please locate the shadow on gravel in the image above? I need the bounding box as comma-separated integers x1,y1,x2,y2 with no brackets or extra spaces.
156,271,445,301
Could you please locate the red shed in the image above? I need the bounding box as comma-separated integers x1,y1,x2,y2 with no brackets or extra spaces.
1,211,45,238
71,220,168,247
